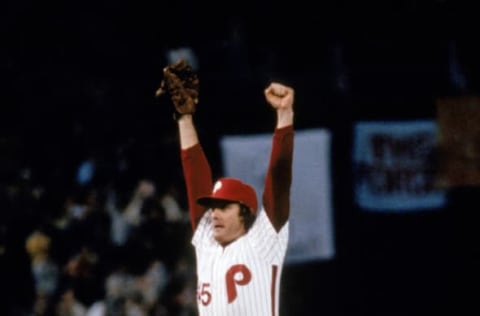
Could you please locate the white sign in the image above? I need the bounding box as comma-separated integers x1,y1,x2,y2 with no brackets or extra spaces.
221,128,335,264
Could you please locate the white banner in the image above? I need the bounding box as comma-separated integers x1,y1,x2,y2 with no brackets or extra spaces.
221,128,334,264
353,120,445,211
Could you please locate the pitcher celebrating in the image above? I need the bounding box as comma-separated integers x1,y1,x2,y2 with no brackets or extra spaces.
156,60,295,316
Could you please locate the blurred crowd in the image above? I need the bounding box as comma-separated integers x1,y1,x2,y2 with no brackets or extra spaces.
1,167,198,316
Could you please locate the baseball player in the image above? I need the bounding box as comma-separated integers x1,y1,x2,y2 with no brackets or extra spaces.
157,60,294,316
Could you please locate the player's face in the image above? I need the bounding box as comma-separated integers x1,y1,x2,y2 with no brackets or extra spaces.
211,202,245,246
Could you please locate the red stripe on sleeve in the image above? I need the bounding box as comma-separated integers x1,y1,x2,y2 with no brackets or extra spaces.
271,264,278,316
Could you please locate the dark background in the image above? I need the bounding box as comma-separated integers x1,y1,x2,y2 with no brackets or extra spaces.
1,0,478,315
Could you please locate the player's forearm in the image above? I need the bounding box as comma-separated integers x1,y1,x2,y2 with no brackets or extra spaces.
177,114,199,149
269,126,294,194
276,107,294,129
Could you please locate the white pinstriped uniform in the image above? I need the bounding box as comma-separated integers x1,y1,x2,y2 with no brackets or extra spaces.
192,207,289,316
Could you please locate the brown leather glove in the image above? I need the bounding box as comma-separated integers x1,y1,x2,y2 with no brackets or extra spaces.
155,59,199,117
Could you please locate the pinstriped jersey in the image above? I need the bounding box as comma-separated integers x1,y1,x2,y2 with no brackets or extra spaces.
192,207,289,316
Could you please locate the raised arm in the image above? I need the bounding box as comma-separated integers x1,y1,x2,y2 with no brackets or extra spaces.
262,82,295,231
156,60,212,230
178,115,212,230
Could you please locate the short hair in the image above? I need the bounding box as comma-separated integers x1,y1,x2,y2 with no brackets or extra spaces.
239,204,256,231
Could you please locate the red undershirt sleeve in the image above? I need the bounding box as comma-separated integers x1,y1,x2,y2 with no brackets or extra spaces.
181,143,213,230
262,125,294,232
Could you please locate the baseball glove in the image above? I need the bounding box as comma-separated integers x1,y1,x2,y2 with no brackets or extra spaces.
155,59,199,117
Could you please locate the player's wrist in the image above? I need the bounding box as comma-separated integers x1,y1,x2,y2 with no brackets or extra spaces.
176,113,193,123
276,108,294,128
